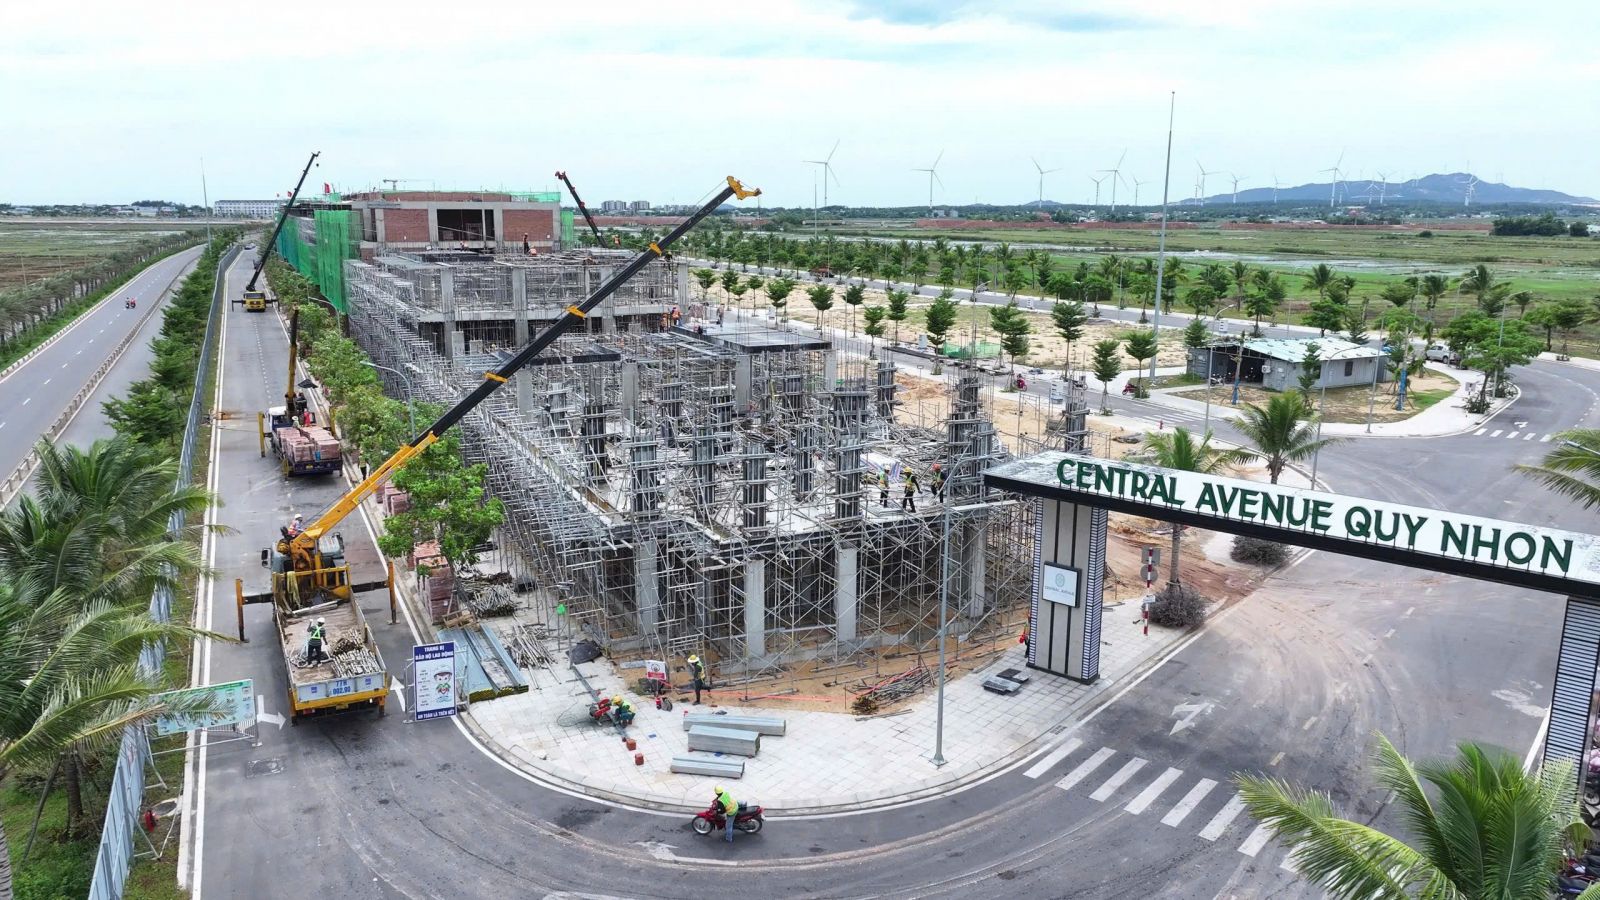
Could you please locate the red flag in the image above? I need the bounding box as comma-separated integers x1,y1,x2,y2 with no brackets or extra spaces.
323,182,332,193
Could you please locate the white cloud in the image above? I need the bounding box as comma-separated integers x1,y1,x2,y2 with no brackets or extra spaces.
0,0,1595,205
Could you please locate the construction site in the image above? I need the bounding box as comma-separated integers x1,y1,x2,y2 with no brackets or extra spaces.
341,248,1093,698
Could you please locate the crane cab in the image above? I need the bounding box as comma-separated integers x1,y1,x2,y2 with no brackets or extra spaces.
264,531,351,606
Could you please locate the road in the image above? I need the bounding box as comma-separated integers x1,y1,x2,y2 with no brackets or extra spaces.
0,246,203,481
185,249,1600,898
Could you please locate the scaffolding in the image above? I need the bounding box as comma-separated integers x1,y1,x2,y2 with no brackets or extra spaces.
345,251,1058,692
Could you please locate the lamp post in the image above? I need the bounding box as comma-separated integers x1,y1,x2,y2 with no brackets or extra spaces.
363,361,416,434
1363,348,1382,434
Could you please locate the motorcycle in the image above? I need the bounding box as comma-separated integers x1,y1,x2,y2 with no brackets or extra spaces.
125,298,136,309
691,801,765,835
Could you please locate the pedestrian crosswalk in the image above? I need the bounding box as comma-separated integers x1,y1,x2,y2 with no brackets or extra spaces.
1027,741,1295,867
1473,427,1556,442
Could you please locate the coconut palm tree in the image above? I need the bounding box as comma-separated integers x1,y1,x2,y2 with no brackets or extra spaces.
1304,263,1337,300
1418,274,1450,323
1237,733,1600,900
1144,428,1250,585
1516,429,1600,509
1233,393,1344,484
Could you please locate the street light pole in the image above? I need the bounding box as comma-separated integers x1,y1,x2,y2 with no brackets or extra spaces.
363,361,416,434
1364,351,1381,434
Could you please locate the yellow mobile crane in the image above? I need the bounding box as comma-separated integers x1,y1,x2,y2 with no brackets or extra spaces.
240,151,320,311
259,176,759,608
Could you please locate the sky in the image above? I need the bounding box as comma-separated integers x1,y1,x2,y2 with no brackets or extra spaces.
3,0,1598,208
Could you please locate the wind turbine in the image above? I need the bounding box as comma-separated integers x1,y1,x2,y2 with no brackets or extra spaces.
1195,162,1214,206
1031,157,1061,208
804,139,841,208
913,150,944,215
1458,171,1479,208
1373,171,1389,206
1321,151,1345,209
1089,173,1107,206
1270,171,1282,204
1099,149,1128,210
1131,176,1148,207
1228,173,1248,204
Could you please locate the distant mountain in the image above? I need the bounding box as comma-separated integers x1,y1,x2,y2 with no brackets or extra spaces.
1200,173,1594,207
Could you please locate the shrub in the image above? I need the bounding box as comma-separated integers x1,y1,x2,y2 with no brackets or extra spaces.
1417,230,1434,238
1146,582,1208,629
1231,535,1289,566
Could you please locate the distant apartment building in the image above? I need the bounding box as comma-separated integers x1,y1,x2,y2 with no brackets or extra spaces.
599,200,628,213
216,199,287,219
628,200,650,213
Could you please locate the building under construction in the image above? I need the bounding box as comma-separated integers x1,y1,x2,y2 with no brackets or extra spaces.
343,250,1073,681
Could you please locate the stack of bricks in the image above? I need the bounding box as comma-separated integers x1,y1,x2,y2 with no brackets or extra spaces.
410,540,455,624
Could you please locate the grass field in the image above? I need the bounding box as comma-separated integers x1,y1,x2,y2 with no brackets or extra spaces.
0,222,189,292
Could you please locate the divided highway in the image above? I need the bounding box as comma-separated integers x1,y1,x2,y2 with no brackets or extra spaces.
0,245,204,485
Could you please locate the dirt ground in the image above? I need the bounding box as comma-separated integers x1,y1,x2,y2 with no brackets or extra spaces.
1169,370,1460,424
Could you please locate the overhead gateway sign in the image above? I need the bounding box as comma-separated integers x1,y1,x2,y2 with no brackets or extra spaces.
985,452,1600,596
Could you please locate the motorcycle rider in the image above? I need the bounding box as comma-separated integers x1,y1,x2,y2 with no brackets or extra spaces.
714,786,738,843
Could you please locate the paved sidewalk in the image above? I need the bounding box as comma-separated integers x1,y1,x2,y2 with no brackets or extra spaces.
459,605,1191,814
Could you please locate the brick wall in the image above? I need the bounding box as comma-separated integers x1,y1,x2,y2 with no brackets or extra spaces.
503,209,557,245
381,208,430,243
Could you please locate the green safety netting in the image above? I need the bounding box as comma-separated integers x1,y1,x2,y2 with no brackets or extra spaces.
274,210,358,312
561,210,576,248
942,342,1001,359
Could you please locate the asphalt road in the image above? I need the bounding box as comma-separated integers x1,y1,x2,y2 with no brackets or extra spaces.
186,249,1600,899
0,246,204,480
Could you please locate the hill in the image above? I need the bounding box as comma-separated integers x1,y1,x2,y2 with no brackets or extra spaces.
1202,173,1594,207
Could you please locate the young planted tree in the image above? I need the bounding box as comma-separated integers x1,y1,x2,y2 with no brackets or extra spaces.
1237,735,1600,900
729,279,750,309
376,430,505,571
1418,273,1449,322
1185,283,1220,319
1233,393,1341,484
988,301,1030,372
693,268,717,301
842,283,865,335
1122,330,1158,393
885,289,910,345
1296,340,1323,404
1303,263,1336,301
1244,274,1285,336
1182,318,1210,352
861,305,888,354
718,268,742,301
1144,428,1249,587
1050,300,1088,376
924,294,959,357
765,277,796,320
1344,300,1371,346
1090,338,1121,414
806,283,835,332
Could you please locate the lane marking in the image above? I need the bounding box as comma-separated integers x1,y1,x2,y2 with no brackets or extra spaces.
1268,751,1284,766
1474,428,1487,435
1162,778,1217,827
1383,628,1396,638
1089,757,1147,802
1506,431,1520,440
1237,823,1273,857
1490,430,1503,437
1124,766,1183,814
1301,716,1317,731
1279,850,1299,872
1199,794,1246,841
1403,607,1414,618
21,397,29,405
1360,653,1373,665
1541,434,1553,442
41,378,50,386
1023,737,1081,779
1524,432,1536,440
1056,747,1116,792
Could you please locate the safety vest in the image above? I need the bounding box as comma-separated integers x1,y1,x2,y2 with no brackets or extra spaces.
308,625,325,643
718,791,737,814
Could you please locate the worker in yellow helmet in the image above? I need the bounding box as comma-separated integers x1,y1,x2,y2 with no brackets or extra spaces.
687,654,709,705
611,694,635,726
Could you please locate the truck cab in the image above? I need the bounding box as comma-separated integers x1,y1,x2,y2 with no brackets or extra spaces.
243,289,267,312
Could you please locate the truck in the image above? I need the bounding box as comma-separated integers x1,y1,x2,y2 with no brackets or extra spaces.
258,306,342,476
237,151,319,311
259,533,390,722
263,410,342,476
242,288,268,312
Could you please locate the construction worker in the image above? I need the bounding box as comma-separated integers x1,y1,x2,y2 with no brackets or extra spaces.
305,617,327,664
611,695,635,726
902,471,920,512
931,463,946,502
714,786,739,843
878,469,890,507
688,654,709,705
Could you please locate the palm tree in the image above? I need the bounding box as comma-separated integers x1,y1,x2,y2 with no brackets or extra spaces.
1238,734,1600,900
1516,429,1600,509
1233,394,1344,483
1304,263,1337,300
1144,428,1250,585
1418,274,1450,323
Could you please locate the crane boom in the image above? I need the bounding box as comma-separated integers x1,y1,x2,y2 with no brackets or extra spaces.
292,176,759,562
247,151,320,292
554,170,606,247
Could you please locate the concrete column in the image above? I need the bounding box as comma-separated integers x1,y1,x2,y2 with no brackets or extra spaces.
743,559,766,658
440,268,457,361
962,521,987,618
835,546,858,642
735,356,753,409
620,362,640,422
1027,499,1107,684
635,540,660,633
823,350,838,388
676,264,690,305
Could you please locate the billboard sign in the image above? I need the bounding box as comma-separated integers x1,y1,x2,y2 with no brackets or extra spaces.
151,679,256,736
414,642,458,721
